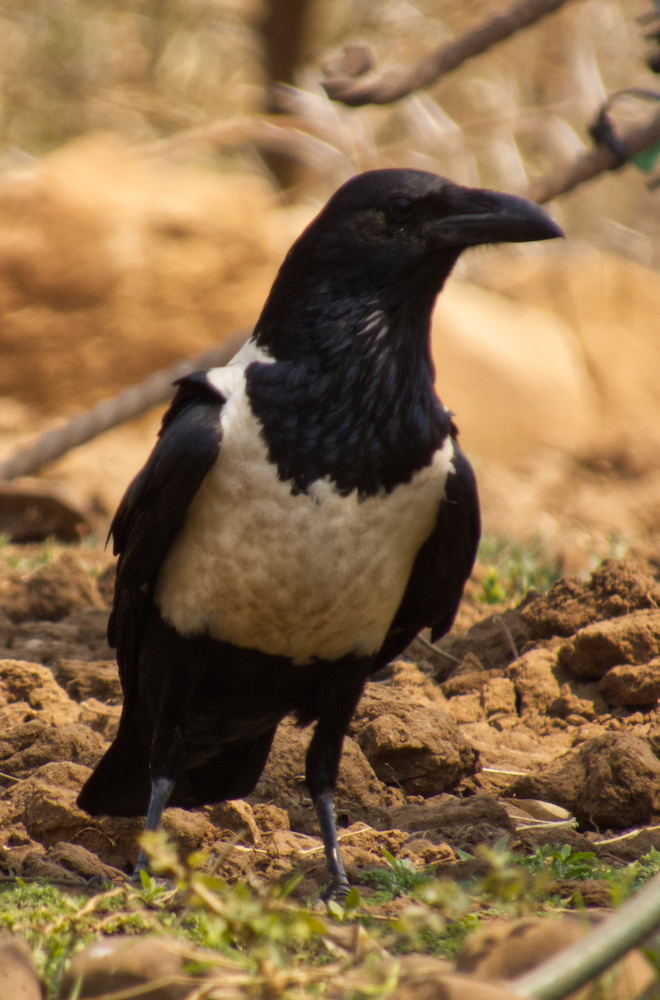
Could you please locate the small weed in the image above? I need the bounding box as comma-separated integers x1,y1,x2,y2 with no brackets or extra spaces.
516,843,605,881
7,837,660,997
477,535,562,604
359,850,436,901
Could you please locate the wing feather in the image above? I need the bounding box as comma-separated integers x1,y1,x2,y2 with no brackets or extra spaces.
108,372,225,699
374,439,479,671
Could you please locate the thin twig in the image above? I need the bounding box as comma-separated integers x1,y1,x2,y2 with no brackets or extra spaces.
0,331,249,482
416,634,462,663
492,615,520,660
321,0,573,107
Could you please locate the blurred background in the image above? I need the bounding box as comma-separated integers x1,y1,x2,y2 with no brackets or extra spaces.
0,0,659,578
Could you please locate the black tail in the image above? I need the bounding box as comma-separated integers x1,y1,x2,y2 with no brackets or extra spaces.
78,716,151,816
78,721,278,816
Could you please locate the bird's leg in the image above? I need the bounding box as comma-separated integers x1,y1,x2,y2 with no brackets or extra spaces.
132,681,187,882
315,788,349,900
132,775,176,878
305,677,366,902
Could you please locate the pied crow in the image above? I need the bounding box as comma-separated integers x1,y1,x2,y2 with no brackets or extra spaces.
78,169,562,898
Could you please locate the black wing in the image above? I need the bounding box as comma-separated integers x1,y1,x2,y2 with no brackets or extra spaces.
374,437,480,672
108,372,225,701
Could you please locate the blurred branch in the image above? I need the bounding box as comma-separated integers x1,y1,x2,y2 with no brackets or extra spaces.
0,331,249,482
528,106,660,202
321,0,574,107
510,870,660,999
137,115,349,176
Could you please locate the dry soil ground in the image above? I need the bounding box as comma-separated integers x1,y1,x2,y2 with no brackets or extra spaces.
1,544,660,899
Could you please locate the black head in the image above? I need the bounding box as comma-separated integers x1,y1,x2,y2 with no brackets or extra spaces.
248,169,561,496
255,169,562,357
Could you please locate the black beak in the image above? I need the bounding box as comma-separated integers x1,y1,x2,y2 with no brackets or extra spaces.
428,185,563,248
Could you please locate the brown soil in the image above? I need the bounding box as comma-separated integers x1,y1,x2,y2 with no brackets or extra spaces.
1,548,660,898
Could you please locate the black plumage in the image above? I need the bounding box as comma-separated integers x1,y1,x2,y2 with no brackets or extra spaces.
78,169,562,897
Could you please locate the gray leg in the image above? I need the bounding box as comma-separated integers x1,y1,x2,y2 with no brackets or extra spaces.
316,791,349,901
132,775,175,880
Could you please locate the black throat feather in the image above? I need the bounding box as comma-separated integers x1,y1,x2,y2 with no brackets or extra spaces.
247,285,450,498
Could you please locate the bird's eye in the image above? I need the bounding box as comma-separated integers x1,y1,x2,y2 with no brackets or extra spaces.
388,195,414,216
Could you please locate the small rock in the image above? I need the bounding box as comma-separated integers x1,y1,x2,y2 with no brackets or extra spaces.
252,720,388,834
441,671,491,698
265,829,322,858
559,610,660,681
390,961,519,1000
553,878,613,907
46,842,125,882
457,915,591,978
0,932,45,1000
548,680,608,720
390,794,514,852
455,913,654,998
401,839,455,864
21,851,84,882
3,760,93,848
78,698,121,740
96,562,117,605
389,661,447,704
445,692,484,724
599,658,660,707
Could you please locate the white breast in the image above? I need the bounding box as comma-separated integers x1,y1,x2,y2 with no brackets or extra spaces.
155,363,454,665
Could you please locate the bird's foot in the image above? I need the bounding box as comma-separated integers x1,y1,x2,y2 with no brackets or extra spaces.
322,875,351,904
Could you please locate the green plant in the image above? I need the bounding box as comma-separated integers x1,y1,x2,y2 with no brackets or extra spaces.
359,850,436,901
516,843,605,881
477,534,562,604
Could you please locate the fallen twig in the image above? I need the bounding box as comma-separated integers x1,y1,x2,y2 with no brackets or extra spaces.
0,330,249,482
321,0,573,107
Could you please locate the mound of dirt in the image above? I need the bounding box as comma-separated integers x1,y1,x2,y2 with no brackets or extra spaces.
0,135,293,414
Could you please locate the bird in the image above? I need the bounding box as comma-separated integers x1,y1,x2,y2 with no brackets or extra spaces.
77,168,562,898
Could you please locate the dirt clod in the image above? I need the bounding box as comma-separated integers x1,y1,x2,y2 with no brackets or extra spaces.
599,658,660,707
0,719,105,779
0,932,45,1000
350,682,479,797
558,610,660,681
520,559,660,640
0,659,81,728
507,733,660,828
0,553,105,624
58,935,194,1000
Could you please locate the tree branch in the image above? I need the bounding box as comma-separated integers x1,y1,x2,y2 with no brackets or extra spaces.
0,331,249,482
528,107,660,203
321,0,574,107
